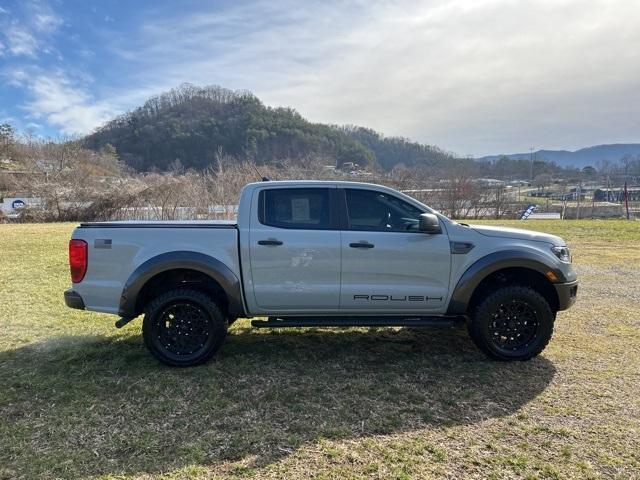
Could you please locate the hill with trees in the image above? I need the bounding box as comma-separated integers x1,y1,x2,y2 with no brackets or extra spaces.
84,84,453,172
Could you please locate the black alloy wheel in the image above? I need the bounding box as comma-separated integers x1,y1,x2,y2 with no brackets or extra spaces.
487,298,540,351
143,289,227,366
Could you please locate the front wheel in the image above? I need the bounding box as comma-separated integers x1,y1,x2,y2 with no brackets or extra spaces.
142,289,227,366
468,285,554,361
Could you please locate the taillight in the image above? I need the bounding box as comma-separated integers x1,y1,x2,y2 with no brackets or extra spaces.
69,239,88,283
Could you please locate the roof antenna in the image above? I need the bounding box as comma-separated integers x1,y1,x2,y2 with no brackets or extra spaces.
250,162,269,182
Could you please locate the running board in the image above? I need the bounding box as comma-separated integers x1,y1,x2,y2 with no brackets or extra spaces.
251,316,462,328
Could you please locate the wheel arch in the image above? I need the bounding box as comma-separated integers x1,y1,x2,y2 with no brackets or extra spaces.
119,251,245,318
447,250,565,316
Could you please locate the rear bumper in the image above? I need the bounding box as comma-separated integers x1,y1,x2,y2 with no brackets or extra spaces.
64,289,85,310
554,280,578,311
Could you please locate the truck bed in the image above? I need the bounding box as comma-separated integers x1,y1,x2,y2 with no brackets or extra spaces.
71,221,241,315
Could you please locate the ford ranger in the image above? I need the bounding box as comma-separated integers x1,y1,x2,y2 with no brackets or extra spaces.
64,180,578,366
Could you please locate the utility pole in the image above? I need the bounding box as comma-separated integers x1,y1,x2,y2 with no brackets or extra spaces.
529,146,535,183
624,182,630,220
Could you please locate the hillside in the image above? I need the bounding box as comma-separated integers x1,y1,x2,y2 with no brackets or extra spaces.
479,144,640,168
84,84,453,172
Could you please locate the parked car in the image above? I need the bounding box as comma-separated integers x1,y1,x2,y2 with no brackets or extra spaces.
65,180,578,366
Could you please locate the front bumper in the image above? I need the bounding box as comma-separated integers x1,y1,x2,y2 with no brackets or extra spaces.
64,289,85,310
554,280,578,311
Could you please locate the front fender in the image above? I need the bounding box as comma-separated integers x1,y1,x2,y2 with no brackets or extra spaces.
447,249,571,315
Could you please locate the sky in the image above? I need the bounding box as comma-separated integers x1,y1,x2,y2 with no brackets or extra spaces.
0,0,639,157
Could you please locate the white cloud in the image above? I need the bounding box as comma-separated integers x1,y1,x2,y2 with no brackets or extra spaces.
28,0,64,33
113,0,640,155
33,12,63,33
1,2,63,58
7,27,38,56
5,68,28,87
22,74,118,135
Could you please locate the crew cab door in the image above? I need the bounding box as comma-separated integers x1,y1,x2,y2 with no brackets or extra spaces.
248,186,341,312
339,188,451,312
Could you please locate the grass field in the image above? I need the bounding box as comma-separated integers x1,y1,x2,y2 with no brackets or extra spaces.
1,220,639,479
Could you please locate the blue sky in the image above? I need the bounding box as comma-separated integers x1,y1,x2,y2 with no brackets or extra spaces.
1,0,639,156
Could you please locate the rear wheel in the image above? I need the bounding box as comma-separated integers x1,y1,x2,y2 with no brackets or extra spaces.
468,285,554,361
142,289,227,366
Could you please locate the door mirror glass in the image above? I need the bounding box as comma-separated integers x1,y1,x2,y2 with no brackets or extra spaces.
418,213,442,234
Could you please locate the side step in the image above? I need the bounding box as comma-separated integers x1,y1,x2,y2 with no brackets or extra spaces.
251,316,462,329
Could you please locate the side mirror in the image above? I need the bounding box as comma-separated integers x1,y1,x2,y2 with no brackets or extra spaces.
419,213,442,234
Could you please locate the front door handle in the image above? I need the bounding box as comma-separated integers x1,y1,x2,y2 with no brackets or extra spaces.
349,242,374,249
258,239,283,246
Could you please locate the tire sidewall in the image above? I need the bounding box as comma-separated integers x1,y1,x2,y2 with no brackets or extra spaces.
143,289,226,366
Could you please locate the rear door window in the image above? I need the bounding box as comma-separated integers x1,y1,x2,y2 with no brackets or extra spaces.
260,188,331,229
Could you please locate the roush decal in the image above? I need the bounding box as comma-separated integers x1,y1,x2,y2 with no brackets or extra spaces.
353,295,443,302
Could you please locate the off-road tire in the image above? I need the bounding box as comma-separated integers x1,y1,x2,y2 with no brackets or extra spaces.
142,289,227,367
468,285,554,361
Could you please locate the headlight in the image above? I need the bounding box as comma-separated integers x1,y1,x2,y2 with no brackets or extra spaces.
551,246,571,263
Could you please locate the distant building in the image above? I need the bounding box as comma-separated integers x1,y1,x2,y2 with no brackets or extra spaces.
339,162,358,171
594,187,640,202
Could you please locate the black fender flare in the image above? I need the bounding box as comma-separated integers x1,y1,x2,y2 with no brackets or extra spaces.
446,250,566,315
118,251,245,318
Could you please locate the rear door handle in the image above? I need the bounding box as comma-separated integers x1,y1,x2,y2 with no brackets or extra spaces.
349,242,374,249
258,239,283,246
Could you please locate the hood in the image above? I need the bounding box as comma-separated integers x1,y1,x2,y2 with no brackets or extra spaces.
470,224,565,246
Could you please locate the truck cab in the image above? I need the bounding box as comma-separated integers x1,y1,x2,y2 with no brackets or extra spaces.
241,182,451,314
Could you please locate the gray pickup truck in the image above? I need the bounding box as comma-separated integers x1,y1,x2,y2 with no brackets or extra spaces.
65,180,578,366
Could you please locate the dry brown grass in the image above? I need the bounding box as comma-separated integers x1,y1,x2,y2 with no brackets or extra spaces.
0,220,639,479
